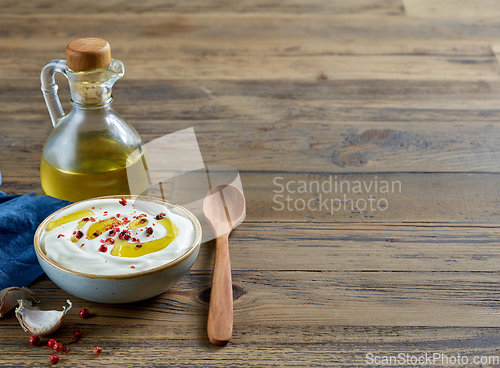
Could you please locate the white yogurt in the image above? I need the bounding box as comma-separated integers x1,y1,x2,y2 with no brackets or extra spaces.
41,198,196,275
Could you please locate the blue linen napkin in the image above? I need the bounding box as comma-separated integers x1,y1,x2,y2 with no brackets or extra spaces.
0,187,71,289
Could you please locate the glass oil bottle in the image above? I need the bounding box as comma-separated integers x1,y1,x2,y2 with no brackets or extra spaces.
40,38,149,202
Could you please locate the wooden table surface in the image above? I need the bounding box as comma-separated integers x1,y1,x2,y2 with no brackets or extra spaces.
3,0,500,366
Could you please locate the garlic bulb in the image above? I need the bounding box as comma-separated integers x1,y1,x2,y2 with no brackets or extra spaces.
15,299,72,336
0,287,35,317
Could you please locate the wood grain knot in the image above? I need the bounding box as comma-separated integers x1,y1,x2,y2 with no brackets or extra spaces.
331,129,430,167
317,73,328,81
199,284,246,304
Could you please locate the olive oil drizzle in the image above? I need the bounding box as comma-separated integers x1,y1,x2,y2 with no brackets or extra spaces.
86,217,123,240
110,218,179,258
46,209,95,231
129,217,148,230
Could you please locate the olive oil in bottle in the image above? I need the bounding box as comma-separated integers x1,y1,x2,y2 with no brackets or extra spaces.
40,139,149,202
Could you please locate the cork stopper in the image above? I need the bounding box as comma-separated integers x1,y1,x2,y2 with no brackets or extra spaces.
66,38,111,72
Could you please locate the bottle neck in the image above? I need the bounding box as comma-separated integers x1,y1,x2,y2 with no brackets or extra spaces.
65,58,124,109
69,95,113,109
68,79,114,107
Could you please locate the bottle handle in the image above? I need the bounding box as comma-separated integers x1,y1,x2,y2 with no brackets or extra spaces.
41,59,68,127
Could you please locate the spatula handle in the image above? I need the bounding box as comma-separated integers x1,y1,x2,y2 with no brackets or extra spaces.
207,234,233,346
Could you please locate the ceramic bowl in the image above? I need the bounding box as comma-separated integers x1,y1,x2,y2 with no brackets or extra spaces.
34,195,202,304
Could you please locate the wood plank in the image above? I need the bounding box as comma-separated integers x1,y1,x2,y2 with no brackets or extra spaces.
4,38,494,58
7,79,500,122
4,319,500,367
229,172,500,223
3,272,500,330
404,0,500,18
190,122,500,173
0,0,404,16
4,14,500,42
3,323,500,367
4,311,500,351
192,222,500,272
9,101,500,127
3,172,500,224
1,16,500,80
2,52,498,81
4,112,500,173
124,55,500,81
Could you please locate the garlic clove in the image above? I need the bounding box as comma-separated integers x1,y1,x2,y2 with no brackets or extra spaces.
15,299,72,336
0,287,36,318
